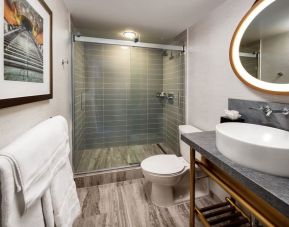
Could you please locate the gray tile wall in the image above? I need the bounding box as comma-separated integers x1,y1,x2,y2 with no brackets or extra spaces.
129,48,164,145
163,32,186,155
163,52,185,155
73,32,187,158
83,44,164,149
73,42,86,168
84,44,130,148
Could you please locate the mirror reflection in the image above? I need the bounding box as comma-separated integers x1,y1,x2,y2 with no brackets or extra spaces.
240,0,289,84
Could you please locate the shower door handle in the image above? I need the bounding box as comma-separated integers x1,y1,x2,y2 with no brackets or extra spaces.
81,92,84,111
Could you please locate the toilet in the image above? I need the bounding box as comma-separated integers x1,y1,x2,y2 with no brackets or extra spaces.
141,125,208,207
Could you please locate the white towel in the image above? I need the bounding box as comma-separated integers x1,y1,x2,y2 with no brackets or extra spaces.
41,160,81,227
48,160,81,227
0,116,80,227
0,158,45,227
0,116,69,213
42,189,54,227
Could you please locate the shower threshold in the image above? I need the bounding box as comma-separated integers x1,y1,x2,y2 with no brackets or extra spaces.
75,163,140,176
75,144,168,174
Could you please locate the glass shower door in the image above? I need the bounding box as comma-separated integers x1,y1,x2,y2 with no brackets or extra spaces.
72,41,185,174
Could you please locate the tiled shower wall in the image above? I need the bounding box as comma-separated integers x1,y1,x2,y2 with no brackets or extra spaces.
73,42,85,168
83,44,164,149
163,33,186,155
130,48,164,145
73,36,186,156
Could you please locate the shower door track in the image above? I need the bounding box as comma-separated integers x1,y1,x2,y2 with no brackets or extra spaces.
73,35,185,51
75,163,140,176
74,144,167,175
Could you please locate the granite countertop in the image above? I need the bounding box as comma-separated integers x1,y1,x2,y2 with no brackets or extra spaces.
181,131,289,219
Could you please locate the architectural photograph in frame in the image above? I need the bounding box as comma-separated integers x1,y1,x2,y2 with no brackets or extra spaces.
0,0,52,108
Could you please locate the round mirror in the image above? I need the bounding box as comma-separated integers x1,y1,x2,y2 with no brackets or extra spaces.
230,0,289,95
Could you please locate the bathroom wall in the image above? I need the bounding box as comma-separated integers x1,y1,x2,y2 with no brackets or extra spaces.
130,47,164,146
83,44,129,148
0,0,71,150
186,0,289,132
163,31,186,155
73,42,85,167
81,44,164,149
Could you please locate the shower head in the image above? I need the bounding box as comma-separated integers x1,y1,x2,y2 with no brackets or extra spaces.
169,51,174,60
162,51,168,56
75,32,81,37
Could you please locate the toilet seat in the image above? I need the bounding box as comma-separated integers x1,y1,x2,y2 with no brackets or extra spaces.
141,155,185,175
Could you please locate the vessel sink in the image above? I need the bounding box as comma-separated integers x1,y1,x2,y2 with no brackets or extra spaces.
216,123,289,177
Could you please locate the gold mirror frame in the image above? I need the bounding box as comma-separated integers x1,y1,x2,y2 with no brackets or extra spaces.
229,0,289,95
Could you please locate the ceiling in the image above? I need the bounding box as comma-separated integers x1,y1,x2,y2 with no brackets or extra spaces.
243,0,289,44
64,0,226,44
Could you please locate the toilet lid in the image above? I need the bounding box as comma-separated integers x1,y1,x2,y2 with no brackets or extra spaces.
141,155,185,175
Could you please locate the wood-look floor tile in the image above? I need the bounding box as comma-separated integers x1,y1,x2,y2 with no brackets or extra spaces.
74,214,107,227
76,144,164,173
73,178,219,227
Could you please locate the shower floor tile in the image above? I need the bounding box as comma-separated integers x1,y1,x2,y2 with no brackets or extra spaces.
76,144,164,173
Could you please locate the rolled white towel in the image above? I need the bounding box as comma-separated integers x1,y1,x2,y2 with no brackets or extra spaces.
224,110,241,120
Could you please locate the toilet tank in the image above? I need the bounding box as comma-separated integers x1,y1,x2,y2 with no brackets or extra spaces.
179,125,202,163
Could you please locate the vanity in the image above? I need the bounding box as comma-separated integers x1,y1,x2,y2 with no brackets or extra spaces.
184,0,289,223
182,131,289,227
183,0,289,224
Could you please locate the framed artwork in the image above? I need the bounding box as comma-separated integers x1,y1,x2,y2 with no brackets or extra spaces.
0,0,52,108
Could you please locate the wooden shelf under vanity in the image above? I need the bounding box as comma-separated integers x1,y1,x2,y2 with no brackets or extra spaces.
182,131,289,227
195,196,251,226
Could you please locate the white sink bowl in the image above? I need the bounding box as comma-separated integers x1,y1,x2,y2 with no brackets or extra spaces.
216,123,289,177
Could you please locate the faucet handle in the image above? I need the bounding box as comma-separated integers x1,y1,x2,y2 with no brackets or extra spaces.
249,105,272,117
249,106,264,111
282,107,289,116
264,105,273,117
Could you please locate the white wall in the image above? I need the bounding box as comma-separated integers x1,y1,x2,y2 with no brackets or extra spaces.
0,0,71,149
186,0,289,131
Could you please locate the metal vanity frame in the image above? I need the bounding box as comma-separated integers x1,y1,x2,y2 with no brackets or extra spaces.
189,147,289,227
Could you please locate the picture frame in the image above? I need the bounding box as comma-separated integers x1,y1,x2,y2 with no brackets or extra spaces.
0,0,52,108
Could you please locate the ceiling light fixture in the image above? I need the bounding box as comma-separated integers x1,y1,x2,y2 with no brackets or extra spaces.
123,31,137,40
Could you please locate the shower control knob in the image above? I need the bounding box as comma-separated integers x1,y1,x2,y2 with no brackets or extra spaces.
167,93,174,100
156,92,166,98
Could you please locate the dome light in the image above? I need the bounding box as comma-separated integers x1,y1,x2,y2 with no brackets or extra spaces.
123,31,137,40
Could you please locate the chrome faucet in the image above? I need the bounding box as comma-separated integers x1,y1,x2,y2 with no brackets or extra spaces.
249,105,289,117
271,107,289,116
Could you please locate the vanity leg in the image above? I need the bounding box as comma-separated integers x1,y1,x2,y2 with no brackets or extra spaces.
190,147,196,227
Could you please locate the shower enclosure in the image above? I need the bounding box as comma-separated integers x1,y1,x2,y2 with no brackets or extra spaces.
240,40,261,79
72,36,185,174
